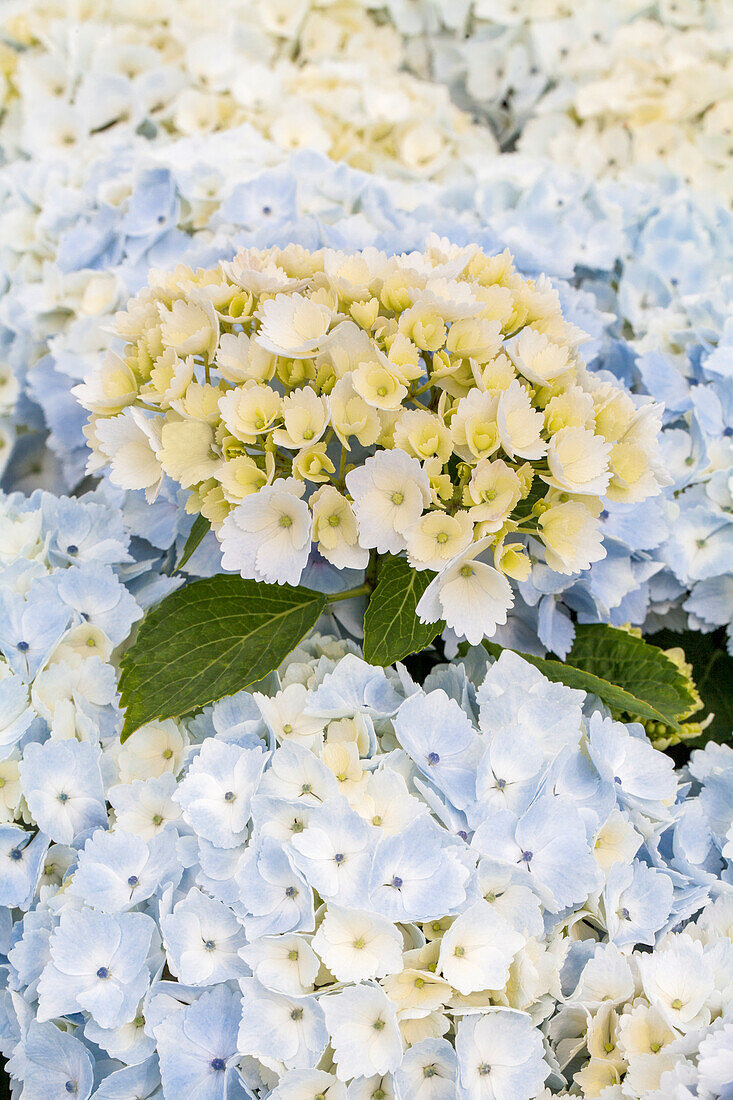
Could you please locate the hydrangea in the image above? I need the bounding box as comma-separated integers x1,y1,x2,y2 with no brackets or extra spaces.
75,239,667,645
0,627,732,1097
375,0,733,203
0,0,484,177
1,132,730,656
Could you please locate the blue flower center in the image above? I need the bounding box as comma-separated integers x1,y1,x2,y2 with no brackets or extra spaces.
520,850,533,863
9,848,23,862
210,1058,226,1072
65,1082,78,1094
334,853,345,864
66,544,78,555
285,886,297,897
223,790,236,802
391,875,403,888
127,875,139,887
16,641,29,653
57,792,69,804
96,966,110,980
427,751,440,765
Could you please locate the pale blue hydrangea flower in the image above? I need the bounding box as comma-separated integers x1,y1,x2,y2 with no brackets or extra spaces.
41,494,132,568
56,564,143,646
455,1010,548,1100
368,817,470,922
174,739,267,848
37,908,156,1029
155,983,242,1100
161,886,248,986
586,712,678,818
289,801,374,908
472,794,602,913
256,741,340,808
0,826,50,908
305,655,405,719
236,837,314,940
602,860,675,949
19,738,107,845
71,827,180,912
393,689,482,811
0,586,71,681
5,1019,95,1100
238,977,328,1071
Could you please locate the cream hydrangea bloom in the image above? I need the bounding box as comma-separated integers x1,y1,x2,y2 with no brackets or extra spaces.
79,241,667,638
0,0,491,184
312,905,404,983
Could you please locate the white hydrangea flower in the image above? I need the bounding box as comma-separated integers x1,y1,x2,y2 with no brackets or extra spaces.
323,983,403,1081
416,536,514,644
220,478,313,586
312,905,404,983
346,450,431,555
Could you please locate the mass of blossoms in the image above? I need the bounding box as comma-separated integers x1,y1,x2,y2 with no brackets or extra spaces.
73,238,670,644
0,0,485,179
379,0,733,204
1,1,732,1097
0,509,732,1100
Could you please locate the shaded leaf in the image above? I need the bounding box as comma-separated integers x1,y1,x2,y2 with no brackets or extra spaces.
648,628,733,746
119,576,325,740
363,557,443,667
173,514,211,573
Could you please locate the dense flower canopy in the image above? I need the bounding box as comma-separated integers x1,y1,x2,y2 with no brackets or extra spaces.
379,0,733,204
0,0,486,178
1,2,733,1098
0,523,732,1100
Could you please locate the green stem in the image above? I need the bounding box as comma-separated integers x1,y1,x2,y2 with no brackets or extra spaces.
325,583,372,604
365,548,380,590
338,444,348,483
409,376,433,400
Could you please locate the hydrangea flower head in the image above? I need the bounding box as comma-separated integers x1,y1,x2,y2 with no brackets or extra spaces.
77,240,667,644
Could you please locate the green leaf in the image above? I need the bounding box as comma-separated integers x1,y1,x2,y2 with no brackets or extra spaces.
482,624,696,733
648,628,733,746
119,576,326,740
363,557,443,667
173,515,211,573
568,624,696,727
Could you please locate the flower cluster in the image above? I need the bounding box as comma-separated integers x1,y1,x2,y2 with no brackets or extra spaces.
0,134,512,495
2,622,733,1098
1,135,731,652
75,239,669,643
444,161,733,656
376,0,733,204
0,0,486,179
